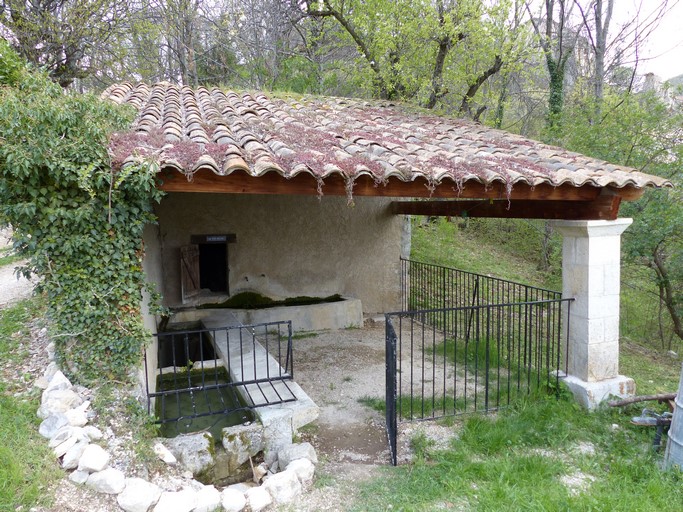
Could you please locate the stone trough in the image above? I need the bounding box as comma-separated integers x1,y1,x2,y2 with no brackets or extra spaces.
171,296,363,333
158,309,319,485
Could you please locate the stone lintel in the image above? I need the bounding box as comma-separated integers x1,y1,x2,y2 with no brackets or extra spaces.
562,374,635,410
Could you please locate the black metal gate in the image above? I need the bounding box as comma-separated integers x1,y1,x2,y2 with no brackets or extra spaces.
385,260,572,465
145,320,296,437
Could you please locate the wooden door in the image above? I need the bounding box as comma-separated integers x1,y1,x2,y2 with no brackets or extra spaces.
180,245,200,303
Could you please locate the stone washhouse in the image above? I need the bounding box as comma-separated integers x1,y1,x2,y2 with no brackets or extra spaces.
102,81,671,413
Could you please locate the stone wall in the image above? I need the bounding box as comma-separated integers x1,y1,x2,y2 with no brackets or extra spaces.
148,193,404,315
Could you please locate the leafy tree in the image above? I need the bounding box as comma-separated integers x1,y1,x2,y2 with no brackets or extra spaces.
1,0,130,88
524,0,582,138
560,88,683,344
0,43,162,380
303,0,527,117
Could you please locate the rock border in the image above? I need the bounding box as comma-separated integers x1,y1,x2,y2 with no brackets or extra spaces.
36,342,317,512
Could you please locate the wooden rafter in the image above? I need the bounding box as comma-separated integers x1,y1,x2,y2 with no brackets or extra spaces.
390,195,623,221
157,169,644,215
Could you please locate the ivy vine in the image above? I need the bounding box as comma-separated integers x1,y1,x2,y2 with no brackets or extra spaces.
0,42,163,382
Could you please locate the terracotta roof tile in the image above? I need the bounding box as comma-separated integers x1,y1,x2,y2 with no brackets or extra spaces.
102,82,672,191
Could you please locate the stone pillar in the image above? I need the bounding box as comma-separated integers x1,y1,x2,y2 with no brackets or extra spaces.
551,219,635,409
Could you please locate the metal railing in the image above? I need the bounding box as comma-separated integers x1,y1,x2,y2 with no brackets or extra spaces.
145,320,296,436
401,258,562,315
386,260,571,465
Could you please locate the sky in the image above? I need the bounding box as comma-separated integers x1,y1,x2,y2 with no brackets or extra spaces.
612,0,683,79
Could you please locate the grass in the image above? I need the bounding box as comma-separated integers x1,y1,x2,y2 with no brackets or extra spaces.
0,246,22,267
0,298,61,512
410,218,561,290
621,341,682,396
291,331,319,340
352,394,683,511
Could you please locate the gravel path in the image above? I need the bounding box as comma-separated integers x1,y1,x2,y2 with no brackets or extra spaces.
0,227,33,307
0,260,33,306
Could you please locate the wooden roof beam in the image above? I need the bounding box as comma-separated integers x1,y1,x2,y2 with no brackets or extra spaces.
389,195,623,221
158,168,642,203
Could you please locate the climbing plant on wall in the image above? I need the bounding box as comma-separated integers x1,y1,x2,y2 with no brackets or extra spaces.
0,41,163,382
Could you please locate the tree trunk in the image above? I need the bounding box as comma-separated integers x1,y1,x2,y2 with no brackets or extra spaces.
546,57,565,132
458,55,503,117
424,36,451,109
652,247,683,341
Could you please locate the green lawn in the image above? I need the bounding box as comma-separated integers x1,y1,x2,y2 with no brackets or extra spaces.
352,393,683,511
0,298,61,512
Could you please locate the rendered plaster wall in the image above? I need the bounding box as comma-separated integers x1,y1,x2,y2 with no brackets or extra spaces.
141,223,164,395
154,193,403,315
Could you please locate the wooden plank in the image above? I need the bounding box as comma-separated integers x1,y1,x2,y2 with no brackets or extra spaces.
389,196,622,220
180,245,200,303
608,393,677,408
156,168,635,202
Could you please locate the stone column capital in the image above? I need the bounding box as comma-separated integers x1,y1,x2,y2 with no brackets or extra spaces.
550,218,633,238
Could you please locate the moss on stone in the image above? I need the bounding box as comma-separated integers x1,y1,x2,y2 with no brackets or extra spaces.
200,292,344,310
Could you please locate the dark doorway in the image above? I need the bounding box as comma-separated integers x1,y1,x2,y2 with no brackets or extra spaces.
199,243,227,292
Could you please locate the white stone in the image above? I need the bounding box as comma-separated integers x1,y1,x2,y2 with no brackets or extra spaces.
245,487,272,512
69,469,90,484
117,477,163,512
552,219,632,385
562,374,635,409
83,425,104,441
78,443,110,473
252,462,268,483
277,442,318,468
43,361,58,382
49,426,84,447
45,370,72,393
286,458,315,487
65,407,88,427
86,467,126,494
220,488,247,512
164,433,215,476
153,441,177,465
39,413,68,439
61,440,89,470
38,389,83,419
261,409,294,464
226,483,253,494
221,423,264,466
153,489,198,512
53,435,80,459
262,469,302,505
193,485,221,512
187,479,205,492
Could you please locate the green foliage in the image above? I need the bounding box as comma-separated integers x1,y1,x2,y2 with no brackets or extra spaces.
0,39,26,88
0,49,162,382
306,0,529,113
559,89,683,345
